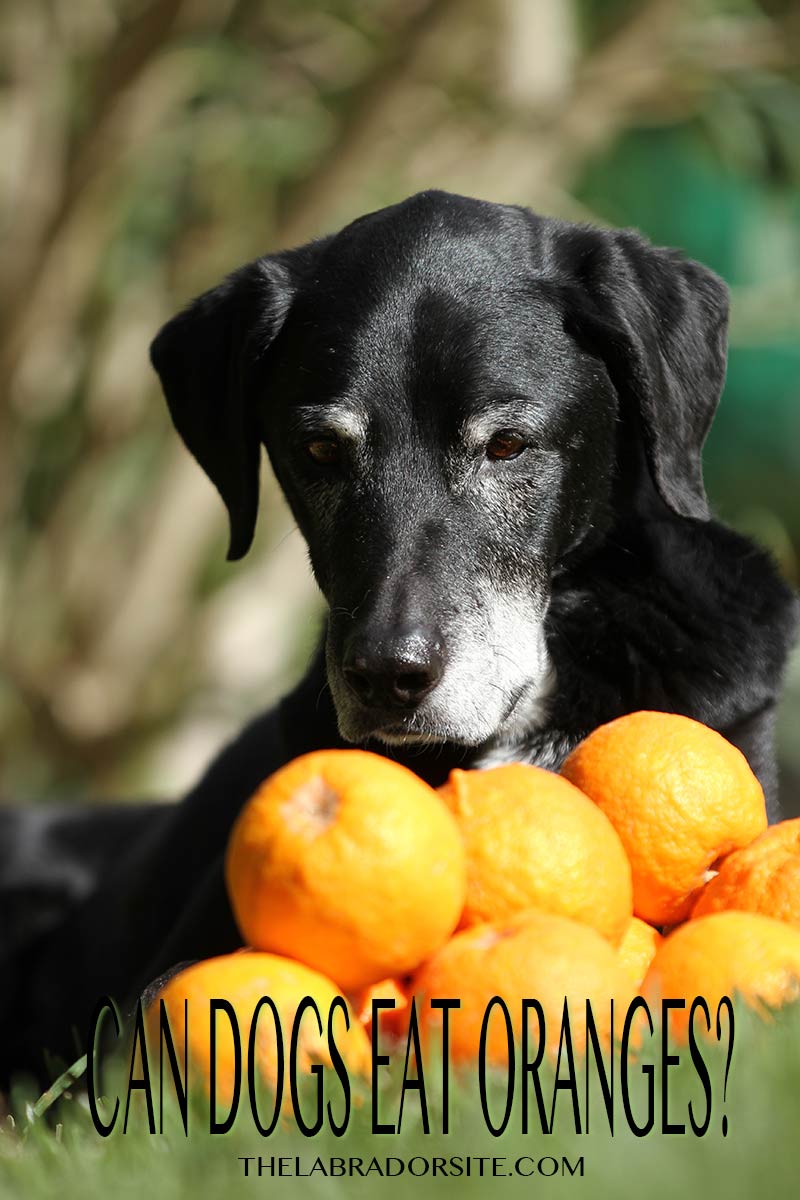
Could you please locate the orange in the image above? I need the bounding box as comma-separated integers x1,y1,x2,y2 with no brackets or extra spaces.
410,909,636,1065
641,912,800,1039
350,978,409,1043
149,951,371,1105
561,712,767,925
618,917,663,986
439,764,632,944
692,818,800,928
225,749,467,991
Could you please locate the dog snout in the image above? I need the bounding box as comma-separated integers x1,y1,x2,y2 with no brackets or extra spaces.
343,626,445,709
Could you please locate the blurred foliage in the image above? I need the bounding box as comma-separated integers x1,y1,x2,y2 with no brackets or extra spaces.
0,0,798,805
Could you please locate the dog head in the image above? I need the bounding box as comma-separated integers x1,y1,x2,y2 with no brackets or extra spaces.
150,190,728,750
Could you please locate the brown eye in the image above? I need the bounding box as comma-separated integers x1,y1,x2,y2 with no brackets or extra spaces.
486,431,526,461
306,437,340,465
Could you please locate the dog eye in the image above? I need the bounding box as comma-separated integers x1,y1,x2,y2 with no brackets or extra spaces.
485,431,526,461
305,437,341,466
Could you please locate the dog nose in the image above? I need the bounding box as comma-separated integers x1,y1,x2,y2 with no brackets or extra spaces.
343,628,444,709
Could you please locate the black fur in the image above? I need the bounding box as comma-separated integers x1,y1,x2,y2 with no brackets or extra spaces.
2,190,797,1087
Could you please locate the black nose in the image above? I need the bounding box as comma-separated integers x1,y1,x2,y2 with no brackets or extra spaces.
343,627,445,709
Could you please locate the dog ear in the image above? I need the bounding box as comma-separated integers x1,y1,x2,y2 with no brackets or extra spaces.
150,255,297,561
559,227,729,520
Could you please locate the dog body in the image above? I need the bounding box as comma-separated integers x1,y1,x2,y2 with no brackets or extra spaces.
1,190,797,1084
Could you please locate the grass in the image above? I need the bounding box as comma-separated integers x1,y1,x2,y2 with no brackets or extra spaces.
2,999,799,1200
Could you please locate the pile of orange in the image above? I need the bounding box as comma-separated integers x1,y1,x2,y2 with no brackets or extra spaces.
151,713,800,1096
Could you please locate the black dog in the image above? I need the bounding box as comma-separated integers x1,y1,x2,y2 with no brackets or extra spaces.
2,189,797,1086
